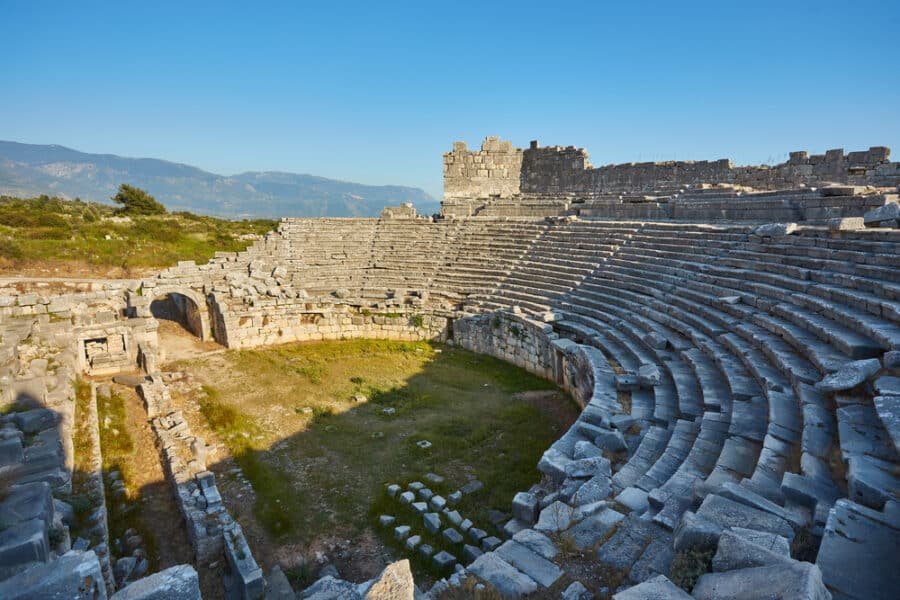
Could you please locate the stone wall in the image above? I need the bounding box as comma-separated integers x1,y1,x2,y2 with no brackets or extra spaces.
443,138,900,205
216,298,448,349
452,309,604,410
443,137,524,199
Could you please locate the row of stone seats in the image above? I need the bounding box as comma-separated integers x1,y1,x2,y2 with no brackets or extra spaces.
529,222,896,598
560,246,804,524
474,221,637,313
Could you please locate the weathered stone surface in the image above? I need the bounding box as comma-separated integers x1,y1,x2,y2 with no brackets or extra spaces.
847,455,900,509
864,202,900,226
573,440,603,460
300,575,360,599
362,559,414,600
816,499,900,600
815,358,881,392
594,429,627,452
563,508,623,550
0,481,54,529
423,512,441,534
673,511,722,552
511,492,539,524
511,529,557,560
534,501,575,533
827,217,865,231
467,552,538,598
0,518,49,578
561,580,592,600
495,540,563,587
432,550,456,570
754,222,798,237
442,527,464,545
712,529,795,572
612,575,692,599
615,487,649,514
571,473,612,506
692,562,831,600
565,455,611,479
110,564,201,599
12,408,58,433
873,395,900,452
637,363,661,387
0,550,106,600
696,495,794,539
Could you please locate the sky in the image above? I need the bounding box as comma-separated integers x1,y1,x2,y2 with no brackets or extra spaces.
1,1,899,199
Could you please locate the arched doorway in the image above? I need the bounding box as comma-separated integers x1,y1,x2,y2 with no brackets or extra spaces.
147,289,220,362
150,292,206,338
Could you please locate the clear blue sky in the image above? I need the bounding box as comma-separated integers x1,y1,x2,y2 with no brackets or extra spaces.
2,1,898,198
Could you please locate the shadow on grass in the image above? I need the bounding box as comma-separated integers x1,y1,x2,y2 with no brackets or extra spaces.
193,340,578,584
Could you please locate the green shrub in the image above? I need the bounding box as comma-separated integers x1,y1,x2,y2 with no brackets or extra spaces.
670,549,714,592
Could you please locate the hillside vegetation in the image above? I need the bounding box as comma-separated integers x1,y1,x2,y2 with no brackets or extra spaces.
0,194,276,277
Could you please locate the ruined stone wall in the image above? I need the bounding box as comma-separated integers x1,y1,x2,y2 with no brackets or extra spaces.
443,138,900,205
443,136,523,199
215,297,448,349
452,310,600,404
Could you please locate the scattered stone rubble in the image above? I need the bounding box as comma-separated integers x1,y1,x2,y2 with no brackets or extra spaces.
3,137,900,598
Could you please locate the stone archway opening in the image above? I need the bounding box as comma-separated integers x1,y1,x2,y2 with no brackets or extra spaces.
150,292,206,339
148,290,221,362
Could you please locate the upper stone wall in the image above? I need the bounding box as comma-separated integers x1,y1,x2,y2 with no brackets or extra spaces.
443,136,523,198
443,138,899,199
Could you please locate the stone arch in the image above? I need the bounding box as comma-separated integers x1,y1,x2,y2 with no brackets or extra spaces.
145,287,213,342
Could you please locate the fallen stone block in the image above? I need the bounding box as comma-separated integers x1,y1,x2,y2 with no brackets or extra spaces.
827,217,865,231
570,474,611,506
432,550,456,571
595,428,627,453
754,222,798,237
673,511,722,553
534,501,575,533
637,363,661,387
816,498,900,600
511,492,539,524
815,358,881,392
847,455,900,509
692,561,831,600
573,440,603,460
863,202,900,226
612,575,692,599
712,529,795,572
696,494,794,540
0,518,49,579
0,549,106,600
110,564,201,599
565,455,611,479
563,508,623,550
299,575,359,599
12,408,59,434
467,552,537,598
0,481,54,529
511,529,557,560
495,540,563,587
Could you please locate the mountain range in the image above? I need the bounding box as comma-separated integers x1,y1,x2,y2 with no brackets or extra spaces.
0,140,439,218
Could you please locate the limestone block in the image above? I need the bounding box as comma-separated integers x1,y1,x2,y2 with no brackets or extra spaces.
0,549,106,600
692,562,830,600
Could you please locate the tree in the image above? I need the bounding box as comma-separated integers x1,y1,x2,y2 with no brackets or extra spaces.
111,184,167,215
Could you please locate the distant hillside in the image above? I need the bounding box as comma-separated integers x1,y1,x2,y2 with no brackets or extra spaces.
0,141,439,218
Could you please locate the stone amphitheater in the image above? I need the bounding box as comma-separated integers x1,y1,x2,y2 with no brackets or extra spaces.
1,136,899,599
